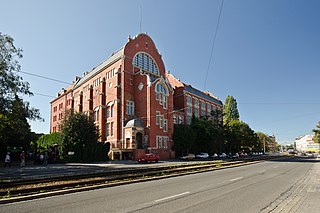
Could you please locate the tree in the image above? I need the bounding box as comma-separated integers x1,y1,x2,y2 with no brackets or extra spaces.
0,33,42,155
172,124,196,156
60,110,99,162
224,120,259,153
313,122,320,143
223,95,239,125
35,132,62,153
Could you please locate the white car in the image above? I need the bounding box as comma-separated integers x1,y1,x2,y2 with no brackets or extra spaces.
196,152,209,159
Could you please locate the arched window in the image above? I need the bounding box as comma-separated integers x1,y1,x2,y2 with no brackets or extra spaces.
133,52,159,75
156,83,168,109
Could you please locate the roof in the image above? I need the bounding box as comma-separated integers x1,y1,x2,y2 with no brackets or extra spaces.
73,47,124,89
124,118,145,128
184,85,222,106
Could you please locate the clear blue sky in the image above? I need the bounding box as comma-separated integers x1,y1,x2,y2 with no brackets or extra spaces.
1,0,319,145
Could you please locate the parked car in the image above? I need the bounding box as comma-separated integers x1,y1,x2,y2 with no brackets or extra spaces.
180,153,196,160
228,153,239,159
196,152,209,159
219,153,227,158
137,153,160,163
211,153,218,159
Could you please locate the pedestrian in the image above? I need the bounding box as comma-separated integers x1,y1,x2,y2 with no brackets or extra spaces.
20,151,26,167
44,152,48,166
40,153,44,164
4,152,11,168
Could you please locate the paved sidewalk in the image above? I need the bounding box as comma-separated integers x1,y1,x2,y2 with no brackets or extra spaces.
0,160,189,182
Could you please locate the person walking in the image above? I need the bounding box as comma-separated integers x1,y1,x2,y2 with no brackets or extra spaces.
4,152,11,168
20,151,26,167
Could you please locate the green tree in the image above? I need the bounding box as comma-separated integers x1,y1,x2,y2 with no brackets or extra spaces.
0,33,42,155
313,122,320,143
60,110,99,162
223,95,239,125
35,132,62,153
172,124,196,156
224,120,258,153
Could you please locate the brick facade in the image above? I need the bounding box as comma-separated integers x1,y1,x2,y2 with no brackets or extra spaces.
50,33,222,160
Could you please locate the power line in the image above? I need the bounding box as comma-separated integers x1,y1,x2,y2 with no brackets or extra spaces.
239,102,320,105
18,70,70,85
203,0,224,90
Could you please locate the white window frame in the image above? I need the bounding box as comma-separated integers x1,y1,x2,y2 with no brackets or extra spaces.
126,100,135,116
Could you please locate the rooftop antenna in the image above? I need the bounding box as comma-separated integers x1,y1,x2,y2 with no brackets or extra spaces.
139,4,142,32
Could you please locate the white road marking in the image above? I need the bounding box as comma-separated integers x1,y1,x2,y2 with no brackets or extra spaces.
273,166,279,168
229,177,243,182
259,170,266,174
154,192,190,203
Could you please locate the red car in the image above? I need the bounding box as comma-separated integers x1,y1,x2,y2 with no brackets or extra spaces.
137,153,160,163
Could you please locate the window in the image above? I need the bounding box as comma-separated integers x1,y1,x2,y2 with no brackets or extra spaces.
93,111,97,121
126,101,135,116
53,115,57,122
164,119,168,132
187,116,192,125
179,116,184,124
187,106,192,115
173,115,178,124
186,96,192,105
111,105,114,117
106,106,110,118
106,123,110,137
133,52,159,75
156,136,169,149
156,111,161,125
207,104,212,115
194,108,199,118
201,102,206,116
111,122,114,136
159,115,164,129
156,83,168,109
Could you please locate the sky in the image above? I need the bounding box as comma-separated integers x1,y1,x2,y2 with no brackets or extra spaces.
1,0,319,145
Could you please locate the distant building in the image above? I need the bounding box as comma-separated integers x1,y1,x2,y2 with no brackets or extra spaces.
295,134,319,153
50,33,222,160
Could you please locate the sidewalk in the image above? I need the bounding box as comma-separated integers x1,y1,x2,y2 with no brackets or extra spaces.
0,160,184,182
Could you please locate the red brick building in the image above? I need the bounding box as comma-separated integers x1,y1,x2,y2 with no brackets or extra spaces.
166,73,223,126
50,33,222,160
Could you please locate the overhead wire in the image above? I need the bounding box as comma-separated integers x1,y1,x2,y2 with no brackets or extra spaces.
203,0,224,90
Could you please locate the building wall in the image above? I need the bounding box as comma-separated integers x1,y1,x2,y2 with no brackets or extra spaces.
50,33,222,160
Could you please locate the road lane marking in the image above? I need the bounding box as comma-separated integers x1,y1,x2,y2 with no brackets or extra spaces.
154,192,190,203
273,166,279,168
259,170,266,174
229,177,243,182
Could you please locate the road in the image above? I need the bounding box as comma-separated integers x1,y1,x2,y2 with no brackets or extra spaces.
1,156,319,213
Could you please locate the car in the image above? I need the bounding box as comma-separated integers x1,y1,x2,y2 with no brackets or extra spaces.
180,153,196,160
137,153,160,163
228,153,239,159
211,153,218,159
219,153,227,158
196,152,209,159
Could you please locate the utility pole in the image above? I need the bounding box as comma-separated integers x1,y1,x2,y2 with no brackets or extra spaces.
263,137,266,154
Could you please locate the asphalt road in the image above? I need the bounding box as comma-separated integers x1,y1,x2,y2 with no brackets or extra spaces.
1,156,319,213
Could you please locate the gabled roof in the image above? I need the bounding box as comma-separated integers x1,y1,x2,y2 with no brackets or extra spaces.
166,73,222,106
73,47,124,89
184,85,222,106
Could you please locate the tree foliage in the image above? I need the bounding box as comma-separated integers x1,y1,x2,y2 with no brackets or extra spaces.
313,122,320,143
223,95,239,125
35,132,62,153
0,33,43,155
224,120,259,153
60,110,99,162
